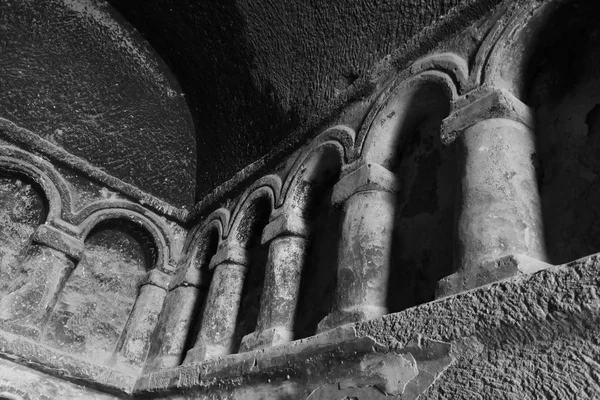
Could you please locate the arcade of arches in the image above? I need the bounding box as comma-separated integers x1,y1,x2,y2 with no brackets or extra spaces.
1,0,600,399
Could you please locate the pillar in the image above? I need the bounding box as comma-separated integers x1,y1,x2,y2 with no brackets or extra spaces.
183,242,249,363
436,88,549,298
112,269,170,367
143,261,211,372
0,224,84,339
238,210,311,351
318,162,398,332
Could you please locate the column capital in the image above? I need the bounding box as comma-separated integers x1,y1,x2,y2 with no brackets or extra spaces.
208,241,250,270
168,263,206,290
32,224,85,261
138,269,171,290
261,208,312,244
441,87,535,145
331,162,398,205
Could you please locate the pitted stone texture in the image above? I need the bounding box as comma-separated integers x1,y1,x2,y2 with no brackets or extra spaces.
0,175,46,300
107,0,499,198
1,0,195,208
357,255,600,399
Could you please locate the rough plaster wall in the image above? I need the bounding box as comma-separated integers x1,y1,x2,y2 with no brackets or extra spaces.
0,0,196,208
107,0,471,198
42,226,147,366
530,4,600,264
0,176,45,300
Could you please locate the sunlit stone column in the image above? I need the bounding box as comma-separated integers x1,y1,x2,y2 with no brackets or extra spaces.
239,209,311,351
113,269,170,367
318,162,398,331
143,261,211,372
0,224,84,338
436,88,549,298
183,242,249,363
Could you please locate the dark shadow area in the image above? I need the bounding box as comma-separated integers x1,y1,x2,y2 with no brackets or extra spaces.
527,0,600,264
232,196,271,352
293,188,342,340
107,0,298,200
385,86,455,312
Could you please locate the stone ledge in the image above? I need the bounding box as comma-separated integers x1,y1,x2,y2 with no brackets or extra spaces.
0,328,136,396
135,252,600,399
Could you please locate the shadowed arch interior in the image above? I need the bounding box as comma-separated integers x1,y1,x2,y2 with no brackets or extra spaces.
526,0,600,264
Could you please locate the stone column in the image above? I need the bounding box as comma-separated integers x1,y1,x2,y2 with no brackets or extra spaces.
436,88,549,298
143,262,211,372
0,224,84,338
183,242,249,363
112,269,170,367
318,162,398,331
238,210,311,351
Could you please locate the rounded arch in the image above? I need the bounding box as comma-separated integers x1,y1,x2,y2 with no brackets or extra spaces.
77,207,169,272
183,208,228,257
227,176,279,248
481,0,572,102
0,151,68,224
280,125,354,217
358,71,456,169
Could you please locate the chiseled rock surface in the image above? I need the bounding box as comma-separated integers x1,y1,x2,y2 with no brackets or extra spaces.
135,254,600,399
0,0,196,208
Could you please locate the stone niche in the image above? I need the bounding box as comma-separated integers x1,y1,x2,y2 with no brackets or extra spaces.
0,173,47,300
527,0,600,265
41,219,155,369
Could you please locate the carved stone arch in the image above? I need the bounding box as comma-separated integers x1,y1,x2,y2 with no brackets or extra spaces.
227,176,279,247
358,71,457,168
0,148,69,224
183,208,228,259
409,52,469,94
280,125,354,217
77,206,169,272
480,0,568,101
490,0,600,264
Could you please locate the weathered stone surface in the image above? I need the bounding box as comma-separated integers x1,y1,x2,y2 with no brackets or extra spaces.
0,175,46,300
135,253,600,399
184,262,248,363
0,357,122,400
41,225,148,365
319,188,396,331
0,0,195,208
107,0,503,199
240,236,308,351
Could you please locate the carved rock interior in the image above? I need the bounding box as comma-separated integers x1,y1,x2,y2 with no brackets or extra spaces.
1,0,599,399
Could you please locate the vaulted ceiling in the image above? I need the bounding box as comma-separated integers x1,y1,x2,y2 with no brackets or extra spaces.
1,0,500,210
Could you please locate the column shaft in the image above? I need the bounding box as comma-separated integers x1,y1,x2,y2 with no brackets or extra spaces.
143,285,206,372
456,118,545,269
184,261,246,363
113,278,167,367
319,188,396,331
239,235,308,351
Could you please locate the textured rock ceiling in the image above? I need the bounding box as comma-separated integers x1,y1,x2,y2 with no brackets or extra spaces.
107,0,473,200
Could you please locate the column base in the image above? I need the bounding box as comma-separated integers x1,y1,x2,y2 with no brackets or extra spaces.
435,254,552,299
238,326,294,353
142,354,182,373
317,305,388,333
183,341,230,364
